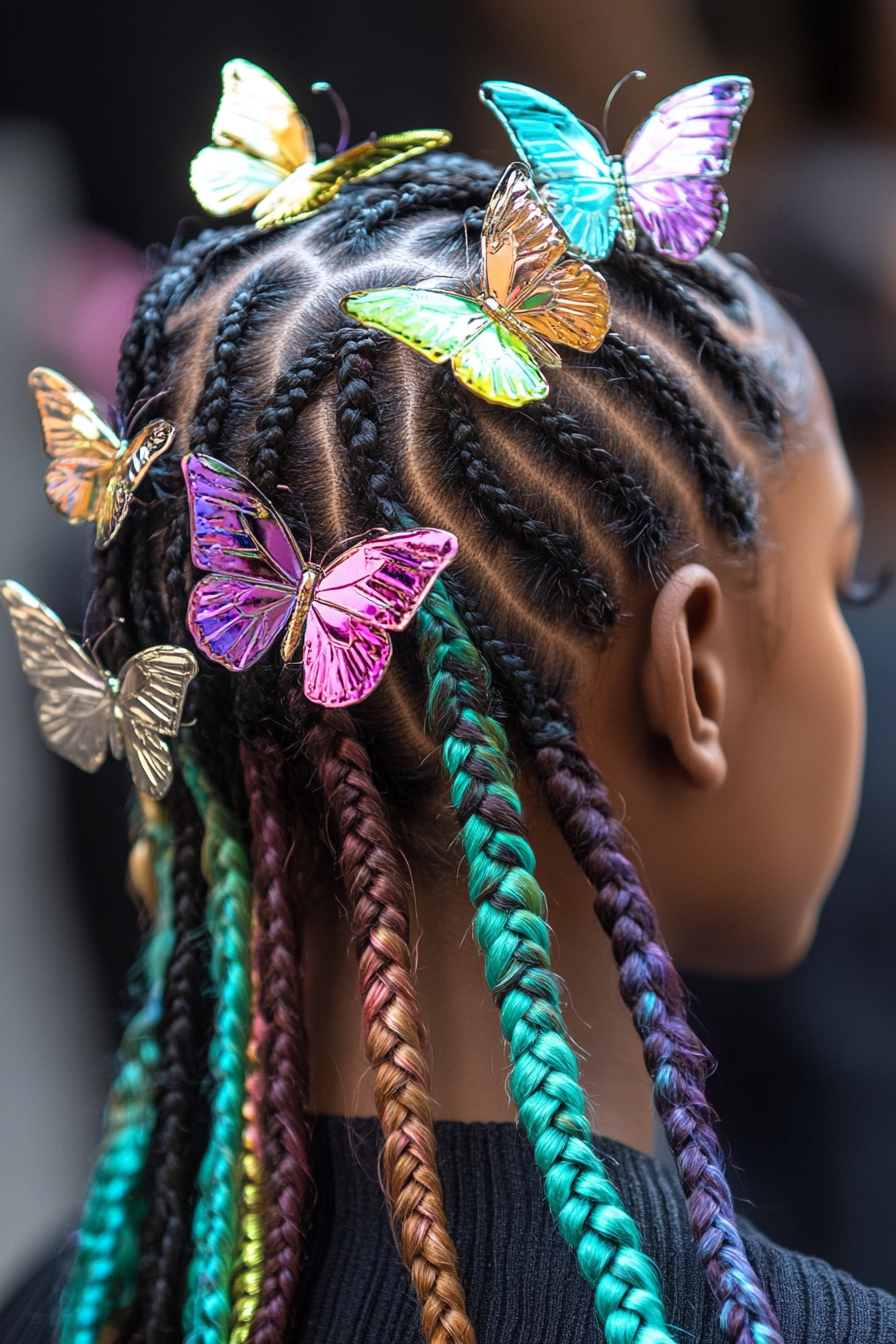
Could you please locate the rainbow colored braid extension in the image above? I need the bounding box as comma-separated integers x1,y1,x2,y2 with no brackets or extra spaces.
181,752,253,1344
60,801,176,1344
229,937,267,1344
417,581,674,1344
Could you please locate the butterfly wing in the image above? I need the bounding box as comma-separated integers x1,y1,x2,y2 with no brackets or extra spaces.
0,580,111,772
29,367,120,524
190,146,289,216
117,647,198,800
480,82,619,260
623,75,753,260
94,419,176,550
341,283,548,406
481,164,610,357
183,453,303,670
253,129,453,228
314,530,458,632
304,529,457,706
341,287,490,365
190,58,312,216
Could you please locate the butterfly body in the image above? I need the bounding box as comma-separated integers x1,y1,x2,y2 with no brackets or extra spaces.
480,77,753,262
0,581,197,799
342,164,610,407
183,453,458,706
30,368,175,548
191,59,452,229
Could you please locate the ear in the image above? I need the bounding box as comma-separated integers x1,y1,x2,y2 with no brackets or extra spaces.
642,563,727,790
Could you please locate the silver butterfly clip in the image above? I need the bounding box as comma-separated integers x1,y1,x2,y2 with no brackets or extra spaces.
1,581,197,800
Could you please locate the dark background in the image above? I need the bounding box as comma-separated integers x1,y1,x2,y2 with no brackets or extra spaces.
4,0,896,1298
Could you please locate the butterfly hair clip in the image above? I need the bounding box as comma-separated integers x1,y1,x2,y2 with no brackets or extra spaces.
480,74,753,263
30,368,175,550
341,162,610,408
183,453,457,706
190,58,452,230
0,581,197,800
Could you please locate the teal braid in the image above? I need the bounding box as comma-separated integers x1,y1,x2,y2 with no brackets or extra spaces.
59,803,176,1344
417,582,675,1344
180,750,253,1344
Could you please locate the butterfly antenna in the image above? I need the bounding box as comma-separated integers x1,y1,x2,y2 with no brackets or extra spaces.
86,618,124,666
126,385,173,439
312,81,351,155
603,69,647,147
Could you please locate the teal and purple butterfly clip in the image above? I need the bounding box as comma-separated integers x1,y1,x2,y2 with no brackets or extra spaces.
183,453,457,707
480,74,753,262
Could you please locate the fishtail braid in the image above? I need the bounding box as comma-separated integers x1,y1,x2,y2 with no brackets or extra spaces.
180,753,253,1344
60,800,176,1344
238,742,314,1344
133,774,210,1344
417,581,674,1344
300,706,476,1344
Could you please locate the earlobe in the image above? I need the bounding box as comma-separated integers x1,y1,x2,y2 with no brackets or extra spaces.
642,563,727,790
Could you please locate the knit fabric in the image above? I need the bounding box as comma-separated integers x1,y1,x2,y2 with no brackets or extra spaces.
4,1118,895,1344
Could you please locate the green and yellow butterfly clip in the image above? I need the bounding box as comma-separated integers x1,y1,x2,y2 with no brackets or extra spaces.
341,163,611,407
191,58,452,229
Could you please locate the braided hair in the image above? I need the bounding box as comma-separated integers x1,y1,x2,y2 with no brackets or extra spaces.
64,151,795,1344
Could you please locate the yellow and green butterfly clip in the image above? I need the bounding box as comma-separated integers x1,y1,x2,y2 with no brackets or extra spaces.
190,58,452,230
341,163,611,408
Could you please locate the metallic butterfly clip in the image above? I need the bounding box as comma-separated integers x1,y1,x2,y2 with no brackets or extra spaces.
30,367,175,549
480,76,753,262
341,163,610,407
0,581,197,800
190,58,452,229
183,453,457,707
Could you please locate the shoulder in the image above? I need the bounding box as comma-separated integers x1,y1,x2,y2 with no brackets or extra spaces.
597,1135,896,1344
0,1243,71,1344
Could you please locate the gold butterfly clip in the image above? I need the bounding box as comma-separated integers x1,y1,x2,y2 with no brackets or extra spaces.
30,368,175,549
190,58,452,229
0,582,197,801
342,163,611,407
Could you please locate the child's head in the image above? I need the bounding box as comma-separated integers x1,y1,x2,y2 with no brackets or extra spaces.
82,152,863,1344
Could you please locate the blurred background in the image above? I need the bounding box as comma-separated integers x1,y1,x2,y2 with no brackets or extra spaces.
2,0,896,1304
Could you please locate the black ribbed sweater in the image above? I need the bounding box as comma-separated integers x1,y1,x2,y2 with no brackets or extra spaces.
3,1117,895,1343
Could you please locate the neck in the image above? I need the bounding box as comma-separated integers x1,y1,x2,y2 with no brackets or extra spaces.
304,773,655,1154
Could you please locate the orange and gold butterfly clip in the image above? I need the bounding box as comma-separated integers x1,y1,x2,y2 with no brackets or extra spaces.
190,58,452,229
29,368,175,549
342,163,611,407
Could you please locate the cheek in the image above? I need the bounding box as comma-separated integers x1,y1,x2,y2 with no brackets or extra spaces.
760,597,865,956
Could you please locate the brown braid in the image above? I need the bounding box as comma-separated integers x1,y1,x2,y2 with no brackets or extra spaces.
301,705,476,1344
240,741,315,1344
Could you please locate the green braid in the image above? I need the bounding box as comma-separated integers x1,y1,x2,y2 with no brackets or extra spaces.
180,749,253,1344
417,582,674,1344
60,801,176,1344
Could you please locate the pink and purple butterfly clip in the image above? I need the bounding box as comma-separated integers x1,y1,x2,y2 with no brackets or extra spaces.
183,453,457,707
480,75,753,262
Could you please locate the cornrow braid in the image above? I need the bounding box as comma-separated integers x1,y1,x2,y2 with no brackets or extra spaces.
180,753,253,1344
238,741,314,1344
245,336,340,502
300,705,475,1344
60,802,176,1344
595,331,757,543
164,270,282,645
524,399,672,577
417,582,674,1344
431,368,617,630
327,161,497,253
133,774,209,1344
610,251,781,441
